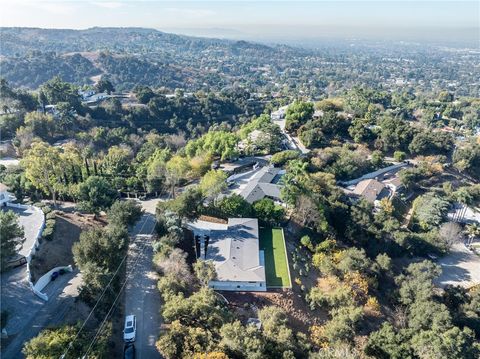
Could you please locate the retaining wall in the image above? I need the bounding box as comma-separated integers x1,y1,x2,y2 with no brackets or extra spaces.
32,265,73,301
339,162,409,187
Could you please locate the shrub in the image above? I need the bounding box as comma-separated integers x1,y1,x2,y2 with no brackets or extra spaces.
42,226,54,241
45,218,56,228
365,296,381,315
46,212,56,220
42,217,56,240
300,235,314,252
394,151,407,162
41,205,52,214
270,150,301,167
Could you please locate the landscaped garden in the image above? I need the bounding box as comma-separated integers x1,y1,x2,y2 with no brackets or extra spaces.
259,227,291,288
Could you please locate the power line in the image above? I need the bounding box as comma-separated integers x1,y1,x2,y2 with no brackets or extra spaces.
82,221,157,358
60,214,152,359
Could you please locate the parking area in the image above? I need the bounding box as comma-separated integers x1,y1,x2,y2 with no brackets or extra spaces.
1,267,82,358
435,242,480,288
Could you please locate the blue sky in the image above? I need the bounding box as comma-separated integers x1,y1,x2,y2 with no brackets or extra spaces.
1,1,478,42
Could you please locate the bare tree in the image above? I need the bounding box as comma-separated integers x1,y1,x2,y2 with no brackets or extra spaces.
439,222,463,250
155,248,193,284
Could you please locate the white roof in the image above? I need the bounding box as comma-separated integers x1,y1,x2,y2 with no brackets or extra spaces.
206,218,265,283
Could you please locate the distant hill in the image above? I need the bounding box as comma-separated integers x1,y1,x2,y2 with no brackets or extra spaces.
0,27,275,56
1,27,478,97
0,27,296,90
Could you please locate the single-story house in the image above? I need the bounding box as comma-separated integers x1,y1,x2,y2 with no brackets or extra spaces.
383,176,404,193
78,89,96,99
82,92,110,105
353,179,390,205
239,166,283,204
270,106,288,121
237,129,265,152
201,218,267,292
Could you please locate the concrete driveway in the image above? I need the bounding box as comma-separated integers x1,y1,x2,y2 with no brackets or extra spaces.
124,199,162,359
2,205,44,258
1,268,82,358
435,242,480,288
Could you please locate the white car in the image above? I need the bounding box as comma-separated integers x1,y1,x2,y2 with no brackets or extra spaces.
123,315,137,342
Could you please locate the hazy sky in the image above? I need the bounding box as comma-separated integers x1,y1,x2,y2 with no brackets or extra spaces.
1,1,479,43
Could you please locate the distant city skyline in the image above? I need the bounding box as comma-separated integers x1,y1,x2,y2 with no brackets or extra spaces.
1,1,479,45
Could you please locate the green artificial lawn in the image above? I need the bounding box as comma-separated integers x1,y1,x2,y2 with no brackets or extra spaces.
259,227,291,288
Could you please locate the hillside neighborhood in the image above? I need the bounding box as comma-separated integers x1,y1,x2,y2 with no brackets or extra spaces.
1,20,480,359
2,94,480,357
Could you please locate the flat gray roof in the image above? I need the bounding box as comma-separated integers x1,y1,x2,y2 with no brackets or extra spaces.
206,218,265,283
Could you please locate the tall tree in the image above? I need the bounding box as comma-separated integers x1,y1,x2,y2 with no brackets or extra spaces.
95,76,115,94
77,176,117,215
0,210,24,271
22,142,63,205
39,76,80,109
199,170,227,203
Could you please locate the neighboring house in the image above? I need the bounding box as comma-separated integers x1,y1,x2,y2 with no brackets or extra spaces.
82,92,110,105
339,162,410,187
239,166,283,204
219,156,269,174
383,176,404,193
0,183,15,206
313,110,323,119
78,89,96,99
52,139,75,148
45,105,59,117
270,106,287,121
200,218,266,292
237,129,264,152
352,179,390,205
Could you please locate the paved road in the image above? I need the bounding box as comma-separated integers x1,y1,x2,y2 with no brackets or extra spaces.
124,199,162,359
271,116,310,154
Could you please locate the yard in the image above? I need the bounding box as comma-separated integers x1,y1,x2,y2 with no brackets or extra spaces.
259,227,291,288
